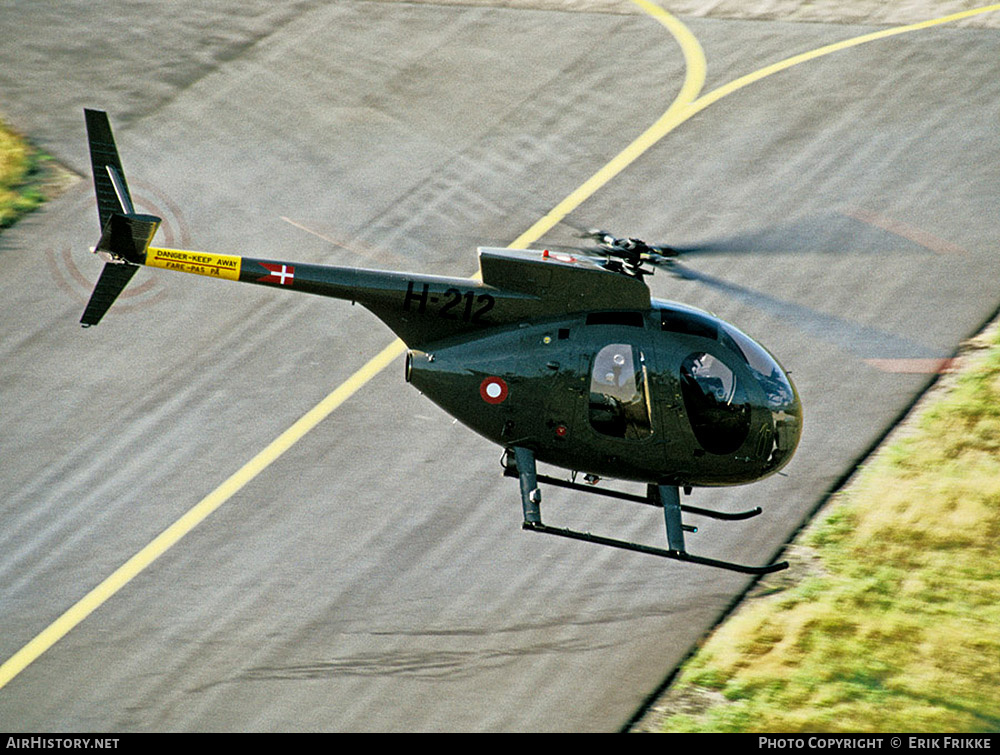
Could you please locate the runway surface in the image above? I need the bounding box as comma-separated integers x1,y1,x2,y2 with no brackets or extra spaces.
1,0,998,732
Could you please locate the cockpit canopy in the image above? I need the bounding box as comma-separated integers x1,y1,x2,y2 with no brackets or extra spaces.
660,303,801,473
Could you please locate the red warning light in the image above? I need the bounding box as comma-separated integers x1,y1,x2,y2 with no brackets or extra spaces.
541,249,576,264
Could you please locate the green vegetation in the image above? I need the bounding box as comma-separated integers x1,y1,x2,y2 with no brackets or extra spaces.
655,329,1000,733
0,119,60,228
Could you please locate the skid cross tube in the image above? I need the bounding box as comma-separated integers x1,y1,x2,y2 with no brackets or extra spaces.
501,467,764,520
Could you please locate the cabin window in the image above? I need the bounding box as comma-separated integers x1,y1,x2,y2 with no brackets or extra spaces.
589,344,654,439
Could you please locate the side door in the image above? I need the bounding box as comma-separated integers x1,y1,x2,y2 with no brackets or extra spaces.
586,341,656,442
576,324,666,479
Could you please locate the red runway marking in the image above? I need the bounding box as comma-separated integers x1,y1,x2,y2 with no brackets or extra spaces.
864,358,957,373
846,209,968,255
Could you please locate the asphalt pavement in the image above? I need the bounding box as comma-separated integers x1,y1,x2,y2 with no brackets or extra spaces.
0,0,997,732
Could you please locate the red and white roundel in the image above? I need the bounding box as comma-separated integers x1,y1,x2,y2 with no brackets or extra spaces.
479,376,509,404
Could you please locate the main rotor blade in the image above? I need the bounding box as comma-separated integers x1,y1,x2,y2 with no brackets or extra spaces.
555,212,944,263
662,212,943,258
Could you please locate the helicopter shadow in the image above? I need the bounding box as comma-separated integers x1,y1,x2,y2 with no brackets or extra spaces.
666,261,944,362
666,211,949,257
649,211,951,363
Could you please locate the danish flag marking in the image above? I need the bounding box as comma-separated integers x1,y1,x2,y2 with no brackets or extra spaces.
260,262,295,285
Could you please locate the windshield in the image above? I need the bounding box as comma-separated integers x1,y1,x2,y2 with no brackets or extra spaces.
658,303,801,467
721,323,801,470
720,324,797,413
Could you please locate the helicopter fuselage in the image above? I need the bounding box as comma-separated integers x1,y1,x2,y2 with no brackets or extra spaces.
406,298,801,487
135,243,802,487
91,225,802,488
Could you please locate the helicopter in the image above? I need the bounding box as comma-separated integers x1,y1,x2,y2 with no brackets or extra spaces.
79,109,802,575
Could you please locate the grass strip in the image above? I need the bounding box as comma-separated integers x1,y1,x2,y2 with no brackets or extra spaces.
0,119,73,228
652,327,1000,733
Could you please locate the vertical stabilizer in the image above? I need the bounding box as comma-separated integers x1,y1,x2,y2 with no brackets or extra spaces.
80,109,161,327
85,108,134,226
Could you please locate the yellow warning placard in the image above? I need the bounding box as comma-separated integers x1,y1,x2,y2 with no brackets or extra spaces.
146,247,241,280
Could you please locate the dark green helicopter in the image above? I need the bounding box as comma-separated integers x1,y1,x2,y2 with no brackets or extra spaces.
80,109,802,575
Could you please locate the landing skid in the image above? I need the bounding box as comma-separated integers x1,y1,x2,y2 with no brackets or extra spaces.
521,523,787,575
505,447,788,575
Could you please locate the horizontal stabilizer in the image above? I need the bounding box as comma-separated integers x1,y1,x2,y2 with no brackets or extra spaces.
80,262,140,328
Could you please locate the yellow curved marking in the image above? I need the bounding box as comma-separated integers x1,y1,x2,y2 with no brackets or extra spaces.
684,4,1000,121
515,2,1000,251
2,3,998,691
510,0,706,248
